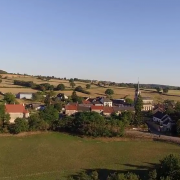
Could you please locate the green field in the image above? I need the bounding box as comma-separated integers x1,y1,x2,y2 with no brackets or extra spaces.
0,133,180,180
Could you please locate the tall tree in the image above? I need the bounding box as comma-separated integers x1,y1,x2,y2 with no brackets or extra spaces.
0,105,10,128
134,95,143,126
4,93,16,104
86,84,91,89
70,82,76,88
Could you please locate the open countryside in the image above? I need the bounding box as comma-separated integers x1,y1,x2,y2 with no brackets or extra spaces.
0,133,180,180
1,74,180,103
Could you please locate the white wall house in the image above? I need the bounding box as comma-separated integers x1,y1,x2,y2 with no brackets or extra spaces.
100,98,112,107
5,104,30,123
16,92,34,99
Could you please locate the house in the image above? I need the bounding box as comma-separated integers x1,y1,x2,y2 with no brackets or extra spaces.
100,97,112,107
65,104,78,116
91,105,103,114
16,92,34,99
5,104,29,123
103,107,114,116
57,93,68,100
112,99,126,107
77,105,90,112
153,111,167,123
162,119,175,132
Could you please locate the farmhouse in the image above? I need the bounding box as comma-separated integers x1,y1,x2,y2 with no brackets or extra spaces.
65,104,78,116
5,104,29,123
100,97,112,107
16,92,34,99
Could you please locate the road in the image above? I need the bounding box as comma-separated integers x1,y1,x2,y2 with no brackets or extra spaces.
125,121,180,145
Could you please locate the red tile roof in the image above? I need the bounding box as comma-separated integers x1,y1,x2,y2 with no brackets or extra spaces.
91,105,104,110
5,104,29,114
103,107,114,114
82,100,92,104
65,105,78,111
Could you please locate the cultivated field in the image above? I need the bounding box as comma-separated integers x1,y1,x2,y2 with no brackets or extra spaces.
0,133,180,180
1,74,180,102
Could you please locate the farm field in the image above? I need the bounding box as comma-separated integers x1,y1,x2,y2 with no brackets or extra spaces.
0,133,180,180
1,74,180,102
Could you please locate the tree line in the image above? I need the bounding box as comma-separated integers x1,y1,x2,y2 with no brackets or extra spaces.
67,154,180,180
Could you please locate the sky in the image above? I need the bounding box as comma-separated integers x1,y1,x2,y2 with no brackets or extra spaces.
0,0,180,86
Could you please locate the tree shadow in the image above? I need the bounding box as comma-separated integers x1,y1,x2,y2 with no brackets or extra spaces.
68,162,157,180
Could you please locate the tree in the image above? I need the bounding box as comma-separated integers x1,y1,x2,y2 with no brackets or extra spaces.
0,79,2,83
57,84,65,91
69,78,74,83
13,118,29,134
4,93,16,104
39,105,59,125
32,93,44,102
134,95,143,126
86,84,91,89
148,170,157,180
54,102,62,111
156,87,162,93
71,91,82,103
125,98,134,105
163,88,169,94
159,154,180,179
44,95,51,106
28,114,48,131
105,89,114,96
70,82,76,88
0,104,10,128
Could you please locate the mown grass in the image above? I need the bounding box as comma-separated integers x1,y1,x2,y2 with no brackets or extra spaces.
0,132,180,180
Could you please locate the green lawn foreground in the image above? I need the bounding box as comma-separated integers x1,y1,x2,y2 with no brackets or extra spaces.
0,133,180,180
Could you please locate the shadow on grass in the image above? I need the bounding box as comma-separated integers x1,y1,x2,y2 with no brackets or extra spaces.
68,162,158,180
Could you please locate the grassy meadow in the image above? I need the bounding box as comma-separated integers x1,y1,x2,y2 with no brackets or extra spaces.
1,74,180,103
0,132,180,180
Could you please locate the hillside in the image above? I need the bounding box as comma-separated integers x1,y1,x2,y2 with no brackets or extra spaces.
0,74,180,103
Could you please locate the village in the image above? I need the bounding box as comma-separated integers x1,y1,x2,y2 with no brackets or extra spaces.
2,81,177,134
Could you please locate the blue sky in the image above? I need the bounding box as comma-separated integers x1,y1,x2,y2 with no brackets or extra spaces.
0,0,180,86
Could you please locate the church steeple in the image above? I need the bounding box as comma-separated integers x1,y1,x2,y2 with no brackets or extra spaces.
134,79,141,102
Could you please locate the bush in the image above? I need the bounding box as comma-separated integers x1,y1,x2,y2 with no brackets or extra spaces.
12,118,29,134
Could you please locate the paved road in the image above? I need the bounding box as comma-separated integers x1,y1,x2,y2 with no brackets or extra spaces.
125,121,180,145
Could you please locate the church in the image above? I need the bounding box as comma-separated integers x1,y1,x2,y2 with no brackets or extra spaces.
134,81,154,111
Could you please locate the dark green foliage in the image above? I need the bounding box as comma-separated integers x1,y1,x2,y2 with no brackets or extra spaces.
125,98,134,105
163,88,169,94
28,114,49,131
105,89,114,96
86,84,91,89
4,93,16,104
134,95,143,126
14,80,55,91
32,92,44,102
54,102,62,111
148,170,157,180
75,86,90,94
57,83,65,90
156,87,162,93
0,105,10,129
59,112,124,137
71,91,83,103
39,106,59,125
12,118,29,134
158,154,180,179
107,172,140,180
